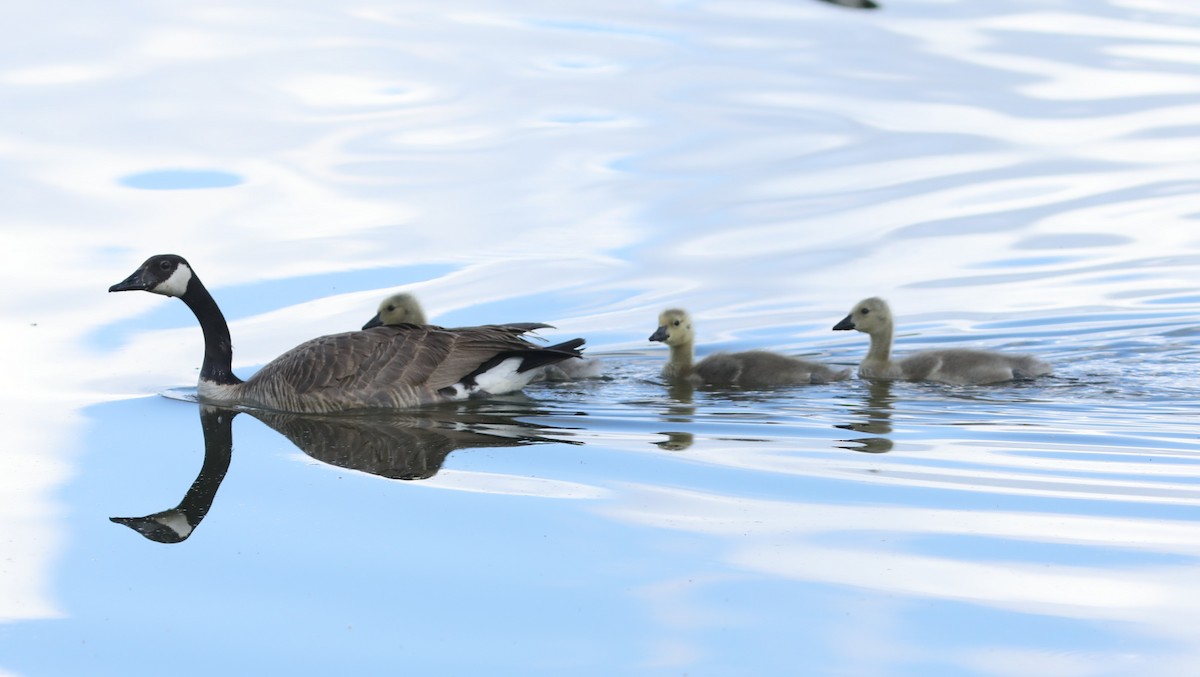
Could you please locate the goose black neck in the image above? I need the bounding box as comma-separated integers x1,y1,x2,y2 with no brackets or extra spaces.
180,276,243,385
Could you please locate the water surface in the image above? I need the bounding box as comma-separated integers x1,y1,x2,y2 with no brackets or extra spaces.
2,1,1199,675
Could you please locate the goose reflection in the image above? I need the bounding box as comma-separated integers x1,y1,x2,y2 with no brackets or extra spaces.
835,380,895,453
251,404,569,481
112,402,571,543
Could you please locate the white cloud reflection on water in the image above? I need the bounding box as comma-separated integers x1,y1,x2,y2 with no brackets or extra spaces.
602,482,1200,673
293,458,613,500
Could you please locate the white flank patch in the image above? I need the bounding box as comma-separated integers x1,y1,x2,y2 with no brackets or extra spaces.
152,262,193,297
473,357,533,395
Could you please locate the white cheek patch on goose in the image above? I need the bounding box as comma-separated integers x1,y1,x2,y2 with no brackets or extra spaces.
152,263,193,297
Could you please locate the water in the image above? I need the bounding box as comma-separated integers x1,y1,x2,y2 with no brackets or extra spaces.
2,0,1199,675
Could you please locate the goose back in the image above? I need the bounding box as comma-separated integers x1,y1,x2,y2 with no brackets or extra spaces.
230,324,581,413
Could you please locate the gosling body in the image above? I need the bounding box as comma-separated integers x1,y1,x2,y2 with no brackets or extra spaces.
833,297,1050,385
650,308,849,388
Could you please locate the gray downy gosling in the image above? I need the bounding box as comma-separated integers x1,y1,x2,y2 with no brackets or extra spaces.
649,308,849,387
833,297,1051,385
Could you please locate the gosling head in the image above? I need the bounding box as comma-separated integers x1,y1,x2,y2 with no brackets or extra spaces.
363,292,427,329
833,297,892,334
649,308,695,347
109,254,194,297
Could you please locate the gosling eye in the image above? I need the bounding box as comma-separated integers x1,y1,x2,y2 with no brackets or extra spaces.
673,320,681,326
386,305,395,312
860,308,870,315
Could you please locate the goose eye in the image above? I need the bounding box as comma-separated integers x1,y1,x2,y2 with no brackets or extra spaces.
159,260,172,271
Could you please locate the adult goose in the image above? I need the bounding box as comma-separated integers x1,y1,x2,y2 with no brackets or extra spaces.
109,254,585,413
363,291,604,380
649,308,849,387
833,297,1051,385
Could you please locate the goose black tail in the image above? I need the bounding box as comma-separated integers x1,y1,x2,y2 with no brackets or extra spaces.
515,338,585,373
445,339,587,396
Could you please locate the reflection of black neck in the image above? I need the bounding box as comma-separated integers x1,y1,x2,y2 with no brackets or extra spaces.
180,276,242,386
181,407,236,520
110,407,236,543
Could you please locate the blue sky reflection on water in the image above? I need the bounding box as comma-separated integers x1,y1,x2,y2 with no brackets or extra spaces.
23,386,1195,676
119,169,244,190
1,0,1200,675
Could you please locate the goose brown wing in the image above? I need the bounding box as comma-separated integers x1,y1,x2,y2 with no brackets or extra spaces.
422,325,557,389
249,324,547,396
249,326,457,396
483,322,552,334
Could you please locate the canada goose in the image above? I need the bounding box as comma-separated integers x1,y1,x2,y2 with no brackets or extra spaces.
649,308,850,387
833,297,1051,385
113,402,570,543
363,291,604,380
109,254,585,413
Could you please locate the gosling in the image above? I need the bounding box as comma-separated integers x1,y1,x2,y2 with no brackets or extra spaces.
833,297,1051,385
649,308,849,387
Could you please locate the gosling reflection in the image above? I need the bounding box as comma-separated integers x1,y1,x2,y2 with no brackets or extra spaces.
835,380,895,453
666,379,695,405
110,405,234,543
655,431,695,451
112,403,568,543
